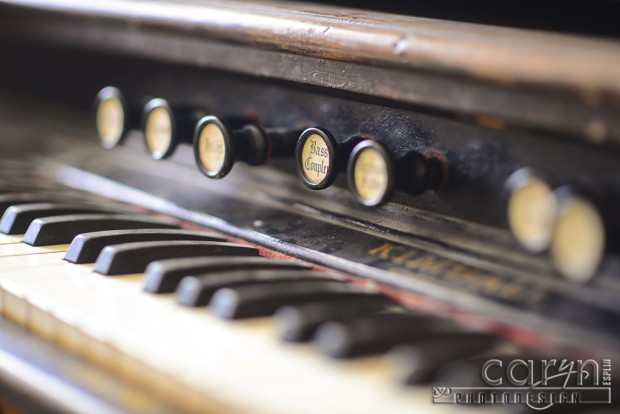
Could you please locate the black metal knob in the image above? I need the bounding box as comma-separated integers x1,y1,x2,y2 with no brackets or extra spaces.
347,140,444,207
193,115,301,179
295,128,361,190
141,98,205,160
93,86,141,149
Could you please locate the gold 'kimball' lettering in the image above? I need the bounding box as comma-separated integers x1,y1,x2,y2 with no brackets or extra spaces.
301,134,330,183
369,242,401,259
405,255,453,274
368,242,548,307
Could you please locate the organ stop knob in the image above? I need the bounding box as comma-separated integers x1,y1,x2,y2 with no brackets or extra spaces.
504,168,557,253
94,86,140,149
347,140,444,207
142,98,205,160
550,187,607,284
193,115,300,179
295,127,361,190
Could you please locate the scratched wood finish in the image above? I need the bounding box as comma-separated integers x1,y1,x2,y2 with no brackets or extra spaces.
0,0,620,147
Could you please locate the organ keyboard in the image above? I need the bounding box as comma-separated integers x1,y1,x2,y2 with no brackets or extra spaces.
1,0,620,413
0,151,502,414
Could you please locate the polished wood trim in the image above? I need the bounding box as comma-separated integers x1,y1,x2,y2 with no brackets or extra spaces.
1,0,620,146
3,0,620,104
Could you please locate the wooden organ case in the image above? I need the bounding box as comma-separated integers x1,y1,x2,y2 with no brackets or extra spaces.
0,0,619,413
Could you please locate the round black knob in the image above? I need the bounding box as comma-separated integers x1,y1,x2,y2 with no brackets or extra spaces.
503,168,557,253
193,115,301,179
295,128,361,190
347,140,444,207
550,186,606,284
141,98,205,160
394,151,443,196
94,86,140,149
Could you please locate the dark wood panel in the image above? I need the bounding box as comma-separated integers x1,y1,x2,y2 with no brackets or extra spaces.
1,0,620,147
4,45,620,232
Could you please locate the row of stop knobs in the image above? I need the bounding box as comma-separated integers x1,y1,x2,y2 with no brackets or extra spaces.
94,86,611,284
94,86,444,208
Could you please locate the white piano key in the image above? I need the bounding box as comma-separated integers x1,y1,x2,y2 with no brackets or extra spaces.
2,280,28,326
0,233,22,244
0,242,70,257
0,251,69,267
26,291,57,341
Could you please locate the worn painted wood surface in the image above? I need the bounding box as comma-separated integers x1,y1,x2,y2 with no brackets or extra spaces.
1,0,620,146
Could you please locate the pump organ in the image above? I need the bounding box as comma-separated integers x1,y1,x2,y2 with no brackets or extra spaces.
0,0,620,413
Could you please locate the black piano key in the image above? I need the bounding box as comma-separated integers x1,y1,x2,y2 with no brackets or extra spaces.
387,332,501,385
176,269,343,307
0,184,46,194
512,396,620,414
210,280,378,320
431,356,513,409
0,202,130,235
0,183,70,193
0,160,31,169
0,192,85,215
64,229,227,264
144,256,310,294
0,178,63,188
432,355,517,388
275,297,395,342
431,355,582,413
0,185,24,195
439,354,619,414
22,214,179,246
314,312,457,358
95,241,258,275
0,174,51,183
1,170,29,175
